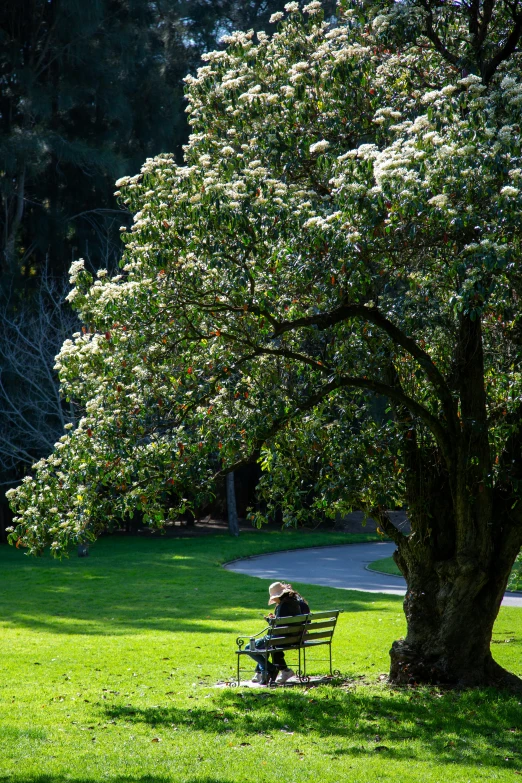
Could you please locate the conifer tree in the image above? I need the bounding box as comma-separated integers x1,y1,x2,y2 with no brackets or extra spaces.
0,0,298,280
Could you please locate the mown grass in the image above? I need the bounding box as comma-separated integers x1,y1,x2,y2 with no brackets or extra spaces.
0,529,521,783
367,555,402,577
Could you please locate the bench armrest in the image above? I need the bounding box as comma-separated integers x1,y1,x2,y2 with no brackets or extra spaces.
235,626,269,649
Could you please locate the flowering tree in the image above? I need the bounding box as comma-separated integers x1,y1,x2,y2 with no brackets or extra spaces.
8,0,522,688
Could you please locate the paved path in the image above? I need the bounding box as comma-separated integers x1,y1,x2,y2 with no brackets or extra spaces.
224,542,522,607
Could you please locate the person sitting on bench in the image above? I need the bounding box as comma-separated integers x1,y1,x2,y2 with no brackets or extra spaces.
245,581,309,685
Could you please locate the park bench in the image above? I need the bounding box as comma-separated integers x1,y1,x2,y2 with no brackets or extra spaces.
235,609,341,685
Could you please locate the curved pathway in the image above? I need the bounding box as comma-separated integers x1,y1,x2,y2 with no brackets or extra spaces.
224,542,522,607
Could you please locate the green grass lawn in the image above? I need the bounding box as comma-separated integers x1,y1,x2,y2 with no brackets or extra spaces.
367,555,403,577
0,529,521,783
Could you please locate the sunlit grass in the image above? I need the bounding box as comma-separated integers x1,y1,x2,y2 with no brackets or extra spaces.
0,530,521,783
367,555,402,577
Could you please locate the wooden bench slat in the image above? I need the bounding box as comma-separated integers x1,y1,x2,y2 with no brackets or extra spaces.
303,620,337,631
302,639,331,647
272,618,308,627
236,643,303,652
303,630,334,641
268,633,303,645
269,623,307,635
272,615,308,626
305,610,340,620
267,633,303,647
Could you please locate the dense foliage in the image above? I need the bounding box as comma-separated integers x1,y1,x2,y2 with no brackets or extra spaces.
8,0,522,549
0,0,308,507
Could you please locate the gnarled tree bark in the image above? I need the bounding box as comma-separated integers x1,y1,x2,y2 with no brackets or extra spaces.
379,315,522,689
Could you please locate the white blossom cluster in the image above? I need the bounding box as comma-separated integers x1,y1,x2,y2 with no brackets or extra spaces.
7,1,522,555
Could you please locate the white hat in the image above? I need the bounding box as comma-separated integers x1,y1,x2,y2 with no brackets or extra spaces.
268,581,292,605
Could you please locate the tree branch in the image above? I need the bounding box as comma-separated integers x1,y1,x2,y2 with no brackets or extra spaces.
369,506,407,546
419,0,462,68
476,0,496,47
221,370,453,476
482,14,522,82
273,303,458,433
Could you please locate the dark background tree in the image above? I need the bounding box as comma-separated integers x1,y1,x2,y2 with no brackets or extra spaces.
0,0,340,518
0,0,337,282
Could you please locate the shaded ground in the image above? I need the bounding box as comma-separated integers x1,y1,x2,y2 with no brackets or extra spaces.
110,509,410,539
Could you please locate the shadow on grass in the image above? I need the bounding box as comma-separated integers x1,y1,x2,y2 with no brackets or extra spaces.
103,686,522,770
0,535,398,636
0,778,233,783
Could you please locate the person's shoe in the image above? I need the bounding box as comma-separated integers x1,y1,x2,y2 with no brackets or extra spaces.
275,668,295,684
251,671,265,684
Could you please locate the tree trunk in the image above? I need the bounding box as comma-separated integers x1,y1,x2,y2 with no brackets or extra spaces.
4,168,25,273
226,472,239,537
378,314,522,690
388,520,522,689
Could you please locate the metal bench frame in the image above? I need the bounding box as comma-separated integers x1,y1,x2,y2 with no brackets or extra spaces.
234,610,341,685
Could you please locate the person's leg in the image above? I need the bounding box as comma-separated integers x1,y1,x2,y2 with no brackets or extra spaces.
271,650,287,670
272,648,295,683
245,639,277,676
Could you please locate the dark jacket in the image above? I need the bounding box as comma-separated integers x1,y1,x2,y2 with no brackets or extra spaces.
275,595,302,618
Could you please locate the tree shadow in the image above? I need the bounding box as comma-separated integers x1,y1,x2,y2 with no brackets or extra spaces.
0,777,232,783
102,686,522,770
0,535,398,636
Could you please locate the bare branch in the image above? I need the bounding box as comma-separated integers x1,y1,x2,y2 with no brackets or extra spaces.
0,265,79,479
482,14,522,82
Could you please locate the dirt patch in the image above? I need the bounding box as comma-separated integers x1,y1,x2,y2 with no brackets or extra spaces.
109,510,410,539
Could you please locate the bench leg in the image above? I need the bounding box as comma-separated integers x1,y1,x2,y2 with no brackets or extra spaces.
237,653,240,686
329,644,332,676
